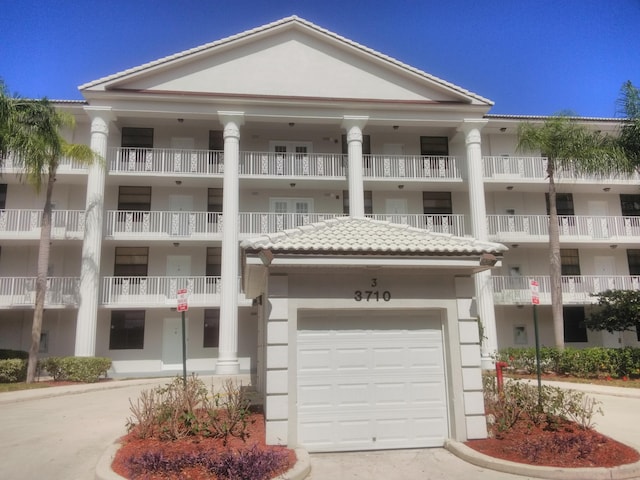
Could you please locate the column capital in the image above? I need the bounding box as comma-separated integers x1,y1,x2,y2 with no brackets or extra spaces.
84,106,115,124
218,111,245,126
458,119,488,144
341,115,369,131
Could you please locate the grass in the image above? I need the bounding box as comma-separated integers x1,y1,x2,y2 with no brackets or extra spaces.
0,381,51,393
507,373,640,389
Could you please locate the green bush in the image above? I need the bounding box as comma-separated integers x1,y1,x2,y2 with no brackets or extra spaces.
40,356,112,383
0,359,27,383
498,346,640,379
0,349,28,360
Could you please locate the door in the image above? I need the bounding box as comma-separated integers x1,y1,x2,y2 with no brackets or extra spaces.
270,141,313,175
163,317,187,368
269,198,313,231
385,199,408,225
588,201,610,239
297,310,448,452
594,256,616,291
169,195,193,235
170,137,195,172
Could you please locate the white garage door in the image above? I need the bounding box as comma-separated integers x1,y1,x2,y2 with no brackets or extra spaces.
297,310,448,452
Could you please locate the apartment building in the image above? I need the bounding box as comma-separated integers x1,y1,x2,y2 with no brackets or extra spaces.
1,16,637,450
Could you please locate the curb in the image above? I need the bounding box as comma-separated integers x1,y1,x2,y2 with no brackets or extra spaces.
95,441,310,480
445,439,640,480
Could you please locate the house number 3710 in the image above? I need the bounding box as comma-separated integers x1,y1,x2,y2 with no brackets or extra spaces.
354,278,391,302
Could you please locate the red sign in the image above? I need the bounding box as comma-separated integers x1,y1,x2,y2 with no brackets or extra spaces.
530,280,540,305
177,288,189,312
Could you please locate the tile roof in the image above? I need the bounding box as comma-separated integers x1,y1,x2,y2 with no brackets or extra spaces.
241,217,507,255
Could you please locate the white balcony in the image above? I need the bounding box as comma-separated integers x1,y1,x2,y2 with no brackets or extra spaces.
483,156,640,184
238,212,345,236
1,153,89,175
109,148,224,176
366,214,466,236
492,275,640,305
240,152,346,177
487,215,640,243
105,211,222,240
101,276,220,307
364,155,461,180
0,209,85,240
0,277,80,308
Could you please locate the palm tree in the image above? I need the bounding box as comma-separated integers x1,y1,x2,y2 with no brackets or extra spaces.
0,81,96,382
517,115,625,349
617,81,640,168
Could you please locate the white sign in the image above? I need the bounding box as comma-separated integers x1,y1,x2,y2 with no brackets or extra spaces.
530,280,540,305
177,288,189,312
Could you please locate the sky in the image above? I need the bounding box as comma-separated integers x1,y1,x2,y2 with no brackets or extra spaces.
1,0,639,117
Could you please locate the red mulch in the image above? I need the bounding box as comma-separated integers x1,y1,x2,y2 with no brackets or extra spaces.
466,416,640,468
111,411,295,480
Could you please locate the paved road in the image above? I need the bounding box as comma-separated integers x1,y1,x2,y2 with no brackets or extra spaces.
0,378,638,480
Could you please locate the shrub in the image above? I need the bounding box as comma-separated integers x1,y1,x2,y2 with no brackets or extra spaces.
0,349,29,360
40,356,111,382
0,359,27,383
209,444,290,480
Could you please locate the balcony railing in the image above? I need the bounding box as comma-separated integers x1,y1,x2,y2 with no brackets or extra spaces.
1,153,88,174
487,215,640,242
0,277,80,307
101,276,225,306
364,155,461,180
366,214,466,236
492,275,640,305
105,211,222,238
238,212,345,235
483,156,640,182
0,209,85,239
240,152,346,177
109,148,224,175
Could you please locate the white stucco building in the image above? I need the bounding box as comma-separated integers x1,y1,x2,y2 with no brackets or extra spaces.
1,16,638,450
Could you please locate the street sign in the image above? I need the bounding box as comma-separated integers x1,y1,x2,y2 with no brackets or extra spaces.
530,279,540,305
177,288,189,312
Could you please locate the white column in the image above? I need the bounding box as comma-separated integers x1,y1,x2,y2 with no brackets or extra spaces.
342,116,368,217
75,108,112,356
216,112,244,375
460,119,497,369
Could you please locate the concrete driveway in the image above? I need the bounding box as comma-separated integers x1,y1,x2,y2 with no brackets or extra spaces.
0,377,638,480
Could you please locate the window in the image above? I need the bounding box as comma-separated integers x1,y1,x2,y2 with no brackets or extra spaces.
620,194,640,217
0,184,7,210
203,309,220,348
563,307,588,342
206,247,222,277
208,188,223,213
342,190,372,215
114,247,149,277
39,332,49,354
422,191,452,215
560,249,581,276
513,326,528,345
118,186,151,211
341,135,371,154
420,136,449,156
627,249,640,275
122,127,153,148
545,193,575,216
110,310,145,349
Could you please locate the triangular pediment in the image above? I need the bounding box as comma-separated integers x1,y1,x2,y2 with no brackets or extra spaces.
81,17,492,106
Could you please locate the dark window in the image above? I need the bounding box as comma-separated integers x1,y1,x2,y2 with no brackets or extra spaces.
0,184,7,210
636,323,640,342
122,128,153,148
341,135,371,154
114,247,149,277
118,186,151,211
208,130,224,168
627,249,640,275
563,306,588,342
545,193,575,216
208,188,223,213
203,309,220,348
423,191,452,215
109,310,145,349
620,194,640,216
420,136,449,156
343,190,372,215
560,249,581,276
206,247,222,277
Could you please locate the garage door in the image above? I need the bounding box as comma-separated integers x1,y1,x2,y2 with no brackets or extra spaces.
297,310,448,452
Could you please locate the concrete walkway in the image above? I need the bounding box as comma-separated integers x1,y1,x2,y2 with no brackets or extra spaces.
0,376,638,480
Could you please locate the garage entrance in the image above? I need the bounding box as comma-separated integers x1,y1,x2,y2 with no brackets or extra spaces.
297,310,448,452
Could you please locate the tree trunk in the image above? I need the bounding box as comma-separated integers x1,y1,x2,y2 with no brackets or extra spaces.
26,169,56,383
547,160,565,350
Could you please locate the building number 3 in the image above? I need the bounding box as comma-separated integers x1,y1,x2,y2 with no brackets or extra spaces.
354,278,391,302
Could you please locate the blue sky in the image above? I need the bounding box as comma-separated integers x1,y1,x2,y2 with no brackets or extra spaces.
1,0,638,117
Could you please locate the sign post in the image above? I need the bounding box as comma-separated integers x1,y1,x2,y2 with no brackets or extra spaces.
177,289,189,387
530,279,542,406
